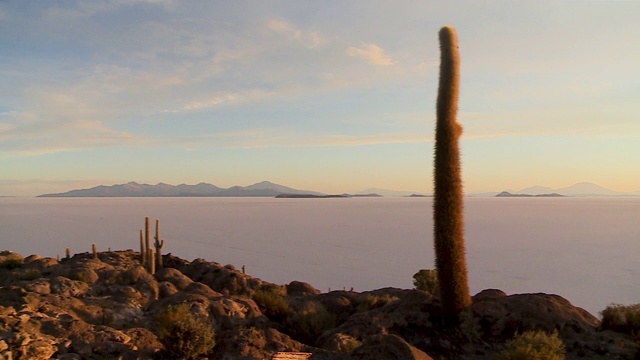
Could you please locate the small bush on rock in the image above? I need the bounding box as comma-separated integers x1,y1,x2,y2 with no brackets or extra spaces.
413,269,438,294
252,285,290,321
601,303,640,334
285,300,338,345
496,330,565,360
157,304,216,360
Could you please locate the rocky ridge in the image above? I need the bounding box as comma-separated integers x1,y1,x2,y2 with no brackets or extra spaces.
0,250,637,359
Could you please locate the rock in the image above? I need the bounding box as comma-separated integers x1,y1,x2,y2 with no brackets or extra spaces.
49,276,89,297
472,292,599,338
348,334,433,360
286,281,320,296
319,289,436,348
213,327,304,360
155,267,192,290
2,249,640,360
0,251,24,269
158,281,178,298
22,255,42,265
319,332,361,352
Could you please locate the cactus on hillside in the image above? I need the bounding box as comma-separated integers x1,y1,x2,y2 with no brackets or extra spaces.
433,25,471,322
154,219,165,269
145,217,151,272
148,248,156,275
140,229,146,267
65,247,70,260
92,243,98,259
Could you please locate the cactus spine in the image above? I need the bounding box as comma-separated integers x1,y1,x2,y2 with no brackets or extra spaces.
154,219,164,269
92,243,97,259
433,25,471,322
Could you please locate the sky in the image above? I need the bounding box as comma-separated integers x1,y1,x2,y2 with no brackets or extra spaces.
1,0,639,196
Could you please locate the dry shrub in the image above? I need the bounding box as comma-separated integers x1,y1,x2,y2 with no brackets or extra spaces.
601,303,640,334
496,330,565,360
157,304,215,359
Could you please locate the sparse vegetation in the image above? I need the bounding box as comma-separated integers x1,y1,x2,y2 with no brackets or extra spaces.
601,303,640,334
413,269,439,294
285,300,338,345
496,330,565,360
15,269,42,281
157,304,216,360
252,284,290,321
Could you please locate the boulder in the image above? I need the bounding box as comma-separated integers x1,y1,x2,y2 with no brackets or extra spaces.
287,281,320,296
348,334,433,360
0,251,24,269
155,267,193,290
213,327,304,360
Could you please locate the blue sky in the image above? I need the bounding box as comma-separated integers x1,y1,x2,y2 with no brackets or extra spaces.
1,0,639,196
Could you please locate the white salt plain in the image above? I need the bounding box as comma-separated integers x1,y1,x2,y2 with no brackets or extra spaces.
1,196,639,316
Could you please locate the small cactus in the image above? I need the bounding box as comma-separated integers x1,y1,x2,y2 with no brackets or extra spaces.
92,243,97,259
154,219,165,269
65,247,70,260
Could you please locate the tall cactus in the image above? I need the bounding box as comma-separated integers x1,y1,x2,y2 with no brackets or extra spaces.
140,229,146,267
148,248,155,275
154,219,164,269
92,243,98,259
144,216,151,272
433,25,471,322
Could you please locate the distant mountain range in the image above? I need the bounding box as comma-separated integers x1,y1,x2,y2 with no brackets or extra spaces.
508,182,640,197
38,181,325,198
37,181,639,198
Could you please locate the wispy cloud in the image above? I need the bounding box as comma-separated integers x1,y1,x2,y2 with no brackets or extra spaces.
267,19,327,49
346,43,393,66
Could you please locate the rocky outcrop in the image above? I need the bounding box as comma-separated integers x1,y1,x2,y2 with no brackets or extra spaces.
0,250,638,359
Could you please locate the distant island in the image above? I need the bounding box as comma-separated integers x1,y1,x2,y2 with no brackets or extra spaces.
495,191,565,198
38,181,325,198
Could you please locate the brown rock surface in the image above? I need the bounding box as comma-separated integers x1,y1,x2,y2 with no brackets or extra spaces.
0,250,638,359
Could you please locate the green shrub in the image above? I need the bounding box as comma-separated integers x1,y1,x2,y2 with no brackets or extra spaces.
285,300,338,345
15,269,42,281
601,303,640,334
459,309,481,343
157,304,215,360
496,330,565,360
413,269,439,294
252,285,290,321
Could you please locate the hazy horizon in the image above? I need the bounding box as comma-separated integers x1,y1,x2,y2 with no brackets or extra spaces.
7,179,640,198
1,1,640,196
